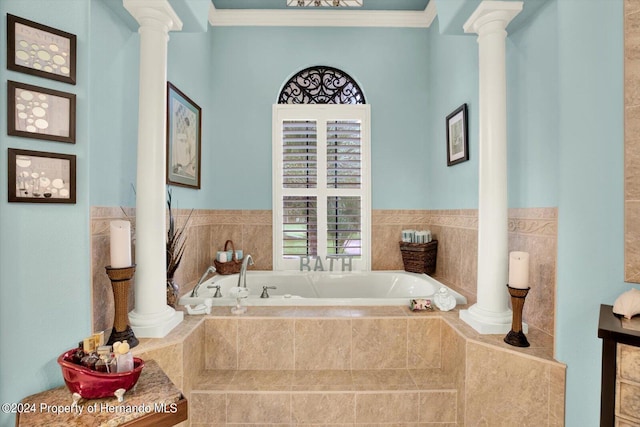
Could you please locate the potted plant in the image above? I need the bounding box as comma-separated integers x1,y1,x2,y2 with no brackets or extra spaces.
166,189,193,308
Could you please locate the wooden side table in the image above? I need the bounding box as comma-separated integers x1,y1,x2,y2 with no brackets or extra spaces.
15,359,187,427
597,304,640,427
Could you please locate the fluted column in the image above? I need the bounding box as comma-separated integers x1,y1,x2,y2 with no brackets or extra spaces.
459,1,523,334
123,0,183,337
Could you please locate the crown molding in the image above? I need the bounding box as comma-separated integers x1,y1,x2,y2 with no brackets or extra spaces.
208,1,436,28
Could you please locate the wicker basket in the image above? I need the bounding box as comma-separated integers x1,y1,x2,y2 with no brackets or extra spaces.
399,240,438,275
213,240,242,275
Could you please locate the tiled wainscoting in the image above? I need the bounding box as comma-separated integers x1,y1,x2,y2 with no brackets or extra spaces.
91,207,557,339
131,307,565,426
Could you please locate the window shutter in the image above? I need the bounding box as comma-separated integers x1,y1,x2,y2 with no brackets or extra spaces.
273,104,370,270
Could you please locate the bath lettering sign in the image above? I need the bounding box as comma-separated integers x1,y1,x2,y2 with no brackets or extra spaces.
299,255,354,272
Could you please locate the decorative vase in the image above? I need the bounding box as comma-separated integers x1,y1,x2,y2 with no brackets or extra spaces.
166,277,179,308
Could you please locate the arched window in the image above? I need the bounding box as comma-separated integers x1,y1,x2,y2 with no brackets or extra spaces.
278,65,366,105
273,66,370,271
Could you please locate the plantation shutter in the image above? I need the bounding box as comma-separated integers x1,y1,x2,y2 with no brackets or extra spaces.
273,105,370,270
281,120,318,256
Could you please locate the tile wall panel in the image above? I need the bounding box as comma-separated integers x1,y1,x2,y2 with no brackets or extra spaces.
91,207,557,339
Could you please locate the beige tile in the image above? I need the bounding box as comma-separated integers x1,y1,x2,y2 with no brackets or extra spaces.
183,322,205,396
355,392,419,423
226,392,291,423
626,0,640,15
237,319,294,369
242,224,273,270
465,342,551,426
407,318,441,369
407,369,455,390
626,201,640,282
205,318,238,370
294,370,354,388
619,381,640,422
549,364,566,427
135,342,184,390
371,224,404,270
419,390,457,423
226,370,294,391
351,369,416,389
294,307,353,317
291,392,355,423
188,392,226,424
295,319,352,370
620,344,640,383
349,306,407,317
627,135,640,202
352,318,407,369
193,370,237,390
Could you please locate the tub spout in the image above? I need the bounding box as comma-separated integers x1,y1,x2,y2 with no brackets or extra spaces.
238,254,254,288
191,266,216,297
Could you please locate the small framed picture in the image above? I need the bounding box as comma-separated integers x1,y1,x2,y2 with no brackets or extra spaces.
7,14,77,85
446,103,469,166
166,82,202,189
8,81,76,144
8,148,76,204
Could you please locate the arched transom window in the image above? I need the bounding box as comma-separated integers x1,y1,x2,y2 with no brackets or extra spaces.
278,65,366,105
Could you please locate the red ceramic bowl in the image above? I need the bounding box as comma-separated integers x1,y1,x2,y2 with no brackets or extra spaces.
57,349,144,399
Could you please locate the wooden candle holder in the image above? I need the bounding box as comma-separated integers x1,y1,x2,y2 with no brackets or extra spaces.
105,265,139,348
504,284,530,347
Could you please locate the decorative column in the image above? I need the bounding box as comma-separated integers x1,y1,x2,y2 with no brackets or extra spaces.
123,0,184,337
459,1,523,334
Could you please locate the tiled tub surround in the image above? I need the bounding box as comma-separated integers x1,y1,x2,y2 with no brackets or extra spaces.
130,307,565,426
91,207,557,339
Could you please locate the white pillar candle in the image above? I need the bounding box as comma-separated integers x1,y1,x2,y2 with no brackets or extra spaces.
110,220,132,268
509,251,530,289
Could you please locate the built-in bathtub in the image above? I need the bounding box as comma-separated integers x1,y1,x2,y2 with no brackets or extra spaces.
178,270,467,307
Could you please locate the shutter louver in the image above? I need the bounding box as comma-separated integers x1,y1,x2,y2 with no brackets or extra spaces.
327,196,361,256
283,120,317,189
282,196,317,256
327,120,361,189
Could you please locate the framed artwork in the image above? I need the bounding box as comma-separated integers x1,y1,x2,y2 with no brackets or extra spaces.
7,81,76,143
7,14,77,85
446,103,469,166
8,148,76,204
166,82,202,189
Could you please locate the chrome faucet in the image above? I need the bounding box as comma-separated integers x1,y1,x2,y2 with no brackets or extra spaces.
190,265,216,297
238,254,254,288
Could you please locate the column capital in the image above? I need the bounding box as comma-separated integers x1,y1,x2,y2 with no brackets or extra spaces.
124,0,183,32
463,1,522,35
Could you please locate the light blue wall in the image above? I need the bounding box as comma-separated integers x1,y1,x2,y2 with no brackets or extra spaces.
89,0,139,207
425,19,479,209
507,0,558,208
204,26,431,209
0,1,91,425
556,0,626,425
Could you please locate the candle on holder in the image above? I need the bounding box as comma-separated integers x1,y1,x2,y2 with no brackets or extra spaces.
508,251,530,289
110,220,132,268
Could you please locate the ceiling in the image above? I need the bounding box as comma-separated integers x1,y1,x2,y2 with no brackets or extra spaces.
211,0,431,11
108,0,544,34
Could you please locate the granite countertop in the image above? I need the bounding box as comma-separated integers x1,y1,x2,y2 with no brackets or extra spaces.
17,359,182,427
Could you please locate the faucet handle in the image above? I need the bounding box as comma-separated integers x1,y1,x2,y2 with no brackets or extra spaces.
207,284,223,298
260,286,277,298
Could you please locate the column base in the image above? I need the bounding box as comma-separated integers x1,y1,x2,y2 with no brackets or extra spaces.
128,306,184,338
460,303,528,334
